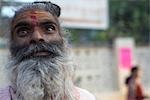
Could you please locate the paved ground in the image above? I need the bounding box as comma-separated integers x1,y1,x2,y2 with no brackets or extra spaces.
94,90,150,100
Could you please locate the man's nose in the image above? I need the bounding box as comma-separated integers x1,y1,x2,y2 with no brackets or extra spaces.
30,28,45,43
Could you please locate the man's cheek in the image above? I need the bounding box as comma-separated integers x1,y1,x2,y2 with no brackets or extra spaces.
14,37,31,46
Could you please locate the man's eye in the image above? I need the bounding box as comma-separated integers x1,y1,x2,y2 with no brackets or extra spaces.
16,28,30,37
45,25,56,32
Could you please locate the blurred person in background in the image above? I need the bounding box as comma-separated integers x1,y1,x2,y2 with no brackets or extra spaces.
0,1,95,100
125,65,149,100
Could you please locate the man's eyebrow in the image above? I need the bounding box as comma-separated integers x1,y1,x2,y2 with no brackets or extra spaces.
14,22,31,29
40,20,58,26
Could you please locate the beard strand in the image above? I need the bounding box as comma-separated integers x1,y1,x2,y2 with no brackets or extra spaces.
8,41,76,100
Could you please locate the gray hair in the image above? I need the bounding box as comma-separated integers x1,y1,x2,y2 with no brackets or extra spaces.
14,1,61,18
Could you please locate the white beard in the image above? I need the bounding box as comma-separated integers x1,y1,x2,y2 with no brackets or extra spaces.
8,39,77,100
9,56,76,100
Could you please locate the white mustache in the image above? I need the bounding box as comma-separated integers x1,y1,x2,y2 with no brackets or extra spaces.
10,41,65,65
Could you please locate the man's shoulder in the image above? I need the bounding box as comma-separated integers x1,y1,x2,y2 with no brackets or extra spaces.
0,86,11,100
76,87,96,100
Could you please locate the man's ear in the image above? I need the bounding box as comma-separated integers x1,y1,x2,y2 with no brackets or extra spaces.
52,4,61,17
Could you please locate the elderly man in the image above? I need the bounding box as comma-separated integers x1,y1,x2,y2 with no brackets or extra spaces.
0,1,95,100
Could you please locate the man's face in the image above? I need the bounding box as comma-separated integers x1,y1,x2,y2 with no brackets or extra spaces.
11,10,62,46
10,10,63,59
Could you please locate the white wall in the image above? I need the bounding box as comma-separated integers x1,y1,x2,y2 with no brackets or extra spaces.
0,49,10,87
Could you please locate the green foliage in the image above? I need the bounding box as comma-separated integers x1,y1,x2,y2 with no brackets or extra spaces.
69,29,80,44
93,32,109,41
109,0,150,45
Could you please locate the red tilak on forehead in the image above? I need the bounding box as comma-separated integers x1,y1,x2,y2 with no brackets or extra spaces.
30,11,38,26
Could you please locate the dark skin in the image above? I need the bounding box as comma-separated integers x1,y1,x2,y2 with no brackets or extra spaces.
11,10,62,46
11,10,63,56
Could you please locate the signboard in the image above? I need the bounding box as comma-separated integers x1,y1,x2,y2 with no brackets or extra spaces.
51,0,109,29
118,47,132,70
1,0,109,29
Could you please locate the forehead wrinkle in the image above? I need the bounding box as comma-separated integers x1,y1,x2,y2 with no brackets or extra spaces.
13,10,57,21
12,10,59,27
